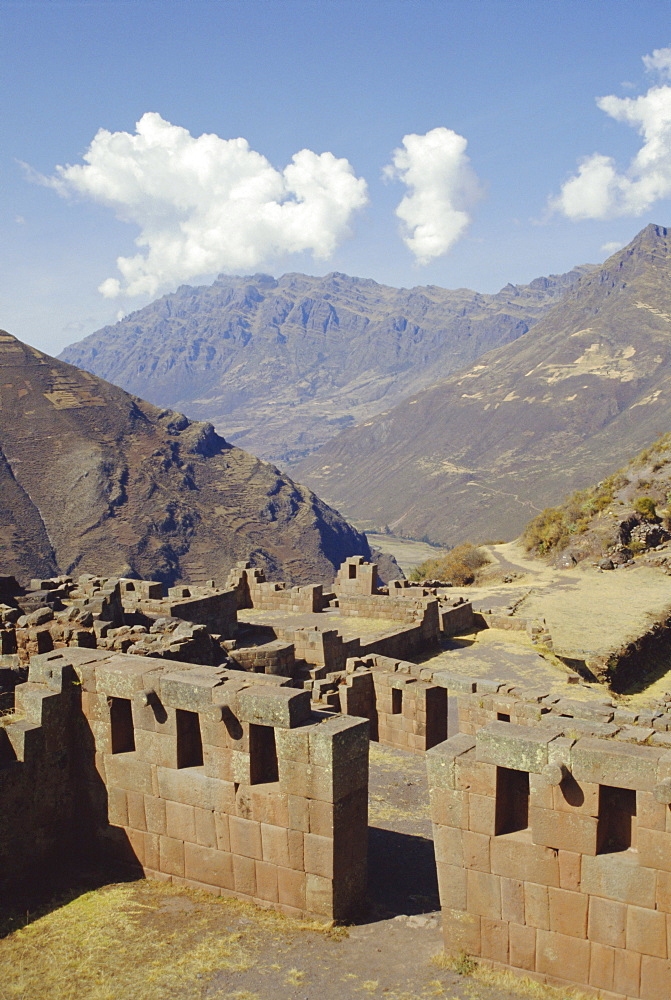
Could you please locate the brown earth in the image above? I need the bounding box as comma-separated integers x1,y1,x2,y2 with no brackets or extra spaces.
0,331,369,587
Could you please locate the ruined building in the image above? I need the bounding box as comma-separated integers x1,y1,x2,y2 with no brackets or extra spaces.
2,558,671,997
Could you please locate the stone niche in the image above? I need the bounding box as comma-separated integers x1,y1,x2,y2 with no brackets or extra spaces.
427,720,671,1000
0,647,369,921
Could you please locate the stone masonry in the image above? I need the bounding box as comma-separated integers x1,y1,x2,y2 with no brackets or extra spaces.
1,646,369,921
428,720,671,1000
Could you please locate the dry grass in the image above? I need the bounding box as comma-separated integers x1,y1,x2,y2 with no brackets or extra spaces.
0,879,339,1000
431,952,595,999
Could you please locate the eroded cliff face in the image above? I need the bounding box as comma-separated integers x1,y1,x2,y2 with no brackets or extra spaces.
297,225,671,544
59,267,591,464
0,331,369,586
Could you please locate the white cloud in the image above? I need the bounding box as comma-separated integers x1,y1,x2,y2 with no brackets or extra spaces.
551,49,671,220
601,240,624,254
643,46,671,80
41,113,368,298
383,127,482,264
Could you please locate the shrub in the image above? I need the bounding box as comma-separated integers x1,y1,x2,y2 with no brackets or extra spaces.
410,542,488,585
633,496,657,520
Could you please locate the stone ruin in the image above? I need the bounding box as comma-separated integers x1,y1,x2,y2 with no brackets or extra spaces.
3,555,671,996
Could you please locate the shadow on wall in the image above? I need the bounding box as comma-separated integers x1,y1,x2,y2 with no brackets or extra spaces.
364,827,439,921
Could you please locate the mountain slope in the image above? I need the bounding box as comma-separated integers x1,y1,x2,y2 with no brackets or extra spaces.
0,331,369,586
59,267,591,464
296,224,671,544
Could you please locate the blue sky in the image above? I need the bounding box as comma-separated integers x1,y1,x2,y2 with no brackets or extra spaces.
2,0,671,355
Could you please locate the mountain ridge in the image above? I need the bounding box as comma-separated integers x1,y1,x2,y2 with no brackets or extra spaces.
59,265,593,464
295,224,671,544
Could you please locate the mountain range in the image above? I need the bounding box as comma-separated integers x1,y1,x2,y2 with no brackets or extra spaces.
296,224,671,543
0,331,369,586
59,266,591,465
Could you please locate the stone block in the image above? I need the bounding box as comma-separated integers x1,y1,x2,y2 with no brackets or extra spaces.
589,941,615,992
477,721,561,773
490,834,560,887
277,866,306,911
501,877,524,924
638,827,671,873
548,886,587,938
96,657,157,699
467,793,496,835
509,922,536,972
581,852,655,908
571,737,661,791
536,928,590,984
557,850,581,891
194,808,217,849
159,669,225,713
455,755,496,796
466,869,501,919
461,830,490,872
237,686,311,728
433,826,463,867
657,870,671,912
588,896,627,948
144,795,166,835
436,862,467,911
229,816,263,860
255,860,279,904
480,917,508,964
126,789,147,831
165,800,196,842
133,730,180,769
184,843,234,891
159,835,185,877
425,734,475,790
305,873,333,916
638,790,668,831
524,882,549,930
614,947,641,997
640,955,671,1000
274,727,310,764
626,905,667,958
429,787,468,829
530,806,598,855
105,753,154,795
232,853,257,896
287,794,310,832
441,906,481,955
261,823,290,868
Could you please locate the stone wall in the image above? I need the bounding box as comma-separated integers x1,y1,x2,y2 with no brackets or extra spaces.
428,721,671,999
1,648,369,920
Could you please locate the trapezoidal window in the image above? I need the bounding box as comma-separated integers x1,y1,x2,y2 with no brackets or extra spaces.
597,785,637,853
495,766,529,835
249,724,279,784
176,709,203,768
497,713,511,722
109,697,135,754
348,564,357,579
391,688,403,715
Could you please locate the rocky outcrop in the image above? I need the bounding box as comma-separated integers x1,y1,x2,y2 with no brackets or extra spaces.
0,331,369,586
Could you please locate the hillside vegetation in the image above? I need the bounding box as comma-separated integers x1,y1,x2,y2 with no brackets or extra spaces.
522,432,671,566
